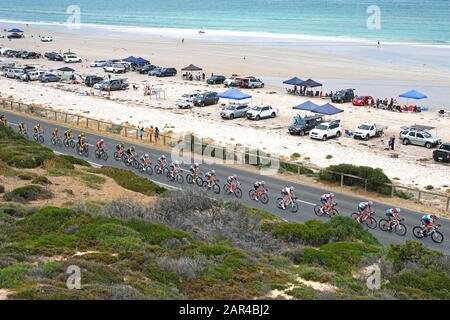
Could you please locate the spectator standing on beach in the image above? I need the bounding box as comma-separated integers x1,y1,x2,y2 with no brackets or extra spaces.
381,132,385,145
139,126,144,140
202,73,205,81
149,126,154,142
388,135,395,151
154,127,159,145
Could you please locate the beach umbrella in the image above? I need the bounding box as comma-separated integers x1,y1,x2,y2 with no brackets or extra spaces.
283,77,304,86
292,100,320,111
8,28,24,33
398,90,427,100
312,103,344,115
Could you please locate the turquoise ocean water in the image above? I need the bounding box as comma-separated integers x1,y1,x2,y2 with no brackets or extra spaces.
0,0,449,44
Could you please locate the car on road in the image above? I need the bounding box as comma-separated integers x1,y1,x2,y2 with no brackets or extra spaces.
309,120,342,141
40,36,53,42
64,54,82,63
400,128,441,149
193,91,219,107
288,115,324,136
220,104,250,119
103,63,127,73
44,52,63,61
93,78,129,91
39,73,61,83
90,60,108,67
331,89,355,103
433,143,450,162
84,75,105,87
246,105,279,120
352,95,374,106
154,67,177,77
207,75,226,85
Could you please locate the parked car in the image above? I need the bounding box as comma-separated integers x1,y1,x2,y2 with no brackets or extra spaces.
243,77,264,89
207,75,226,85
39,73,61,83
84,75,104,87
223,76,241,87
20,70,45,81
155,67,177,77
246,105,279,120
40,36,53,42
176,91,204,109
64,54,82,63
7,33,23,39
93,79,129,91
193,91,219,107
139,64,158,74
0,47,15,55
288,115,324,136
309,120,342,141
433,143,450,162
400,128,441,149
352,95,374,106
331,89,355,103
44,52,63,61
104,63,127,73
220,104,250,119
148,67,163,76
90,60,108,67
4,68,25,79
353,122,387,140
5,50,22,58
21,51,41,59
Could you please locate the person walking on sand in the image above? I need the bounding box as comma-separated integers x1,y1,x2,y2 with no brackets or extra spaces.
139,126,144,140
388,135,395,151
154,127,159,145
149,126,154,143
381,132,385,145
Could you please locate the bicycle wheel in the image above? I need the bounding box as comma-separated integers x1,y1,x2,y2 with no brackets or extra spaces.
394,223,407,237
365,216,377,229
277,197,284,210
234,187,242,199
290,202,299,213
412,226,424,239
329,208,339,216
212,184,221,194
314,205,324,217
145,166,153,176
431,231,444,244
223,184,230,194
64,139,69,147
154,164,161,174
186,174,193,184
176,174,184,184
102,152,108,161
249,189,256,201
69,140,75,148
84,148,89,157
260,193,269,205
351,212,359,221
114,152,121,161
166,172,174,182
132,160,140,170
379,219,390,231
196,177,204,187
39,135,44,143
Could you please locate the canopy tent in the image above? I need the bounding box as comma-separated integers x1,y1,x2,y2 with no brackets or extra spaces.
292,100,320,111
134,57,149,64
58,67,75,72
122,56,136,62
301,78,322,88
312,103,343,115
181,64,203,71
8,28,24,33
218,88,252,100
283,77,304,86
399,90,427,100
400,124,435,131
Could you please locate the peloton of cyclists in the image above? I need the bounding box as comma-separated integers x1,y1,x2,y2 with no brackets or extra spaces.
420,213,438,236
253,180,267,201
226,174,239,193
319,192,335,215
281,186,296,209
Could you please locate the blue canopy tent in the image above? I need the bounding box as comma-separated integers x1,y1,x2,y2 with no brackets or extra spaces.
123,56,138,63
8,28,24,33
399,90,427,100
292,100,320,111
283,77,304,86
134,57,150,64
312,103,344,115
218,88,252,101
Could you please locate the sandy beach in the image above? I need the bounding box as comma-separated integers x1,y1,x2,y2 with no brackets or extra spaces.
1,23,449,189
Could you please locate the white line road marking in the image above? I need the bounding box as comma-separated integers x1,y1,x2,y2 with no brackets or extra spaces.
296,199,316,206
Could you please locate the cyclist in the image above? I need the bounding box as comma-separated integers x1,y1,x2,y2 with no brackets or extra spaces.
226,174,239,193
78,134,87,153
190,163,201,178
205,169,217,188
356,201,373,223
96,138,105,153
158,155,168,171
18,122,27,134
281,186,296,209
253,180,266,201
126,146,137,163
319,192,335,214
64,129,73,141
33,123,42,136
139,153,151,170
169,160,181,179
115,143,125,156
385,207,401,230
51,128,60,139
420,214,438,236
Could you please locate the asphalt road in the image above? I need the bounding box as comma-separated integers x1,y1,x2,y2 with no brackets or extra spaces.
2,110,449,253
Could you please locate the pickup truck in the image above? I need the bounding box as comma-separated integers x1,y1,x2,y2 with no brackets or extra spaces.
176,91,204,109
309,120,342,141
246,105,279,121
104,63,127,73
353,122,386,140
433,143,450,162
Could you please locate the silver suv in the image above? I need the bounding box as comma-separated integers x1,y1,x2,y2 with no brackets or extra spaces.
220,104,250,119
400,128,441,149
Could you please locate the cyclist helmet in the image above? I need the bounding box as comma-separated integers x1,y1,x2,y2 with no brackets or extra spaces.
368,201,374,206
145,153,149,158
100,139,104,142
395,208,401,213
261,181,266,185
233,174,237,179
330,193,335,197
431,214,438,220
290,186,295,191
211,170,215,174
174,160,179,165
161,155,166,159
194,163,199,167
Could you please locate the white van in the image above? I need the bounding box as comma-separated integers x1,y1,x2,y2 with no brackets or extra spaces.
20,70,45,81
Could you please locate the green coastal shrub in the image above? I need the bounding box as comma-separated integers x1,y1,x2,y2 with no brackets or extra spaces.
319,164,391,195
3,185,52,202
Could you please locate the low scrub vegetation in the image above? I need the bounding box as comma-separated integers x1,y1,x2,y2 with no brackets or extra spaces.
3,185,53,202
